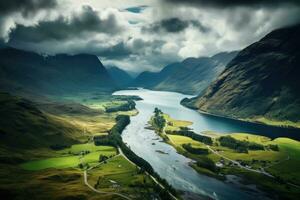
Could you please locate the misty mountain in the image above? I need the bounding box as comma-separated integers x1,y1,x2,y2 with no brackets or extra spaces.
107,66,133,87
192,24,300,123
0,47,116,95
132,51,238,95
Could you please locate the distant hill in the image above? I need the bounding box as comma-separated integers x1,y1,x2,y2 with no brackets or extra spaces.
0,47,116,96
192,24,300,125
107,66,133,87
131,51,238,94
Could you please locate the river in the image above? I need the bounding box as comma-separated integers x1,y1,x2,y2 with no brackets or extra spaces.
113,88,299,200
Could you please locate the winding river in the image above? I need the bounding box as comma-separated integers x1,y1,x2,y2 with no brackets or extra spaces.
113,88,299,200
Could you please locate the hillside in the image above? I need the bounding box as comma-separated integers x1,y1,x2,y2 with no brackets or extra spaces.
0,92,81,151
0,47,116,95
193,24,300,126
132,52,237,94
107,66,133,87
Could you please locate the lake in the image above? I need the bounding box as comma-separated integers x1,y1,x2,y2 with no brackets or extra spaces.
113,88,298,200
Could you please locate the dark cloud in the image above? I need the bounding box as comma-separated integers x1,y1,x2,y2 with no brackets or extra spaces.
190,20,211,33
163,0,300,8
125,5,148,13
0,0,57,16
0,0,58,40
143,18,210,33
8,6,123,43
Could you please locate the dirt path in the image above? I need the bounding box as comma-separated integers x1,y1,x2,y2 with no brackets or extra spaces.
83,170,132,200
82,149,132,200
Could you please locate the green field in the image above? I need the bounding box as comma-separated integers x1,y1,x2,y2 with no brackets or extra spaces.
163,113,193,132
88,156,156,197
21,144,116,171
168,135,206,148
267,138,300,184
245,116,300,129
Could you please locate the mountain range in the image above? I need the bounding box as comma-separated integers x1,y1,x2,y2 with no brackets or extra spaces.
132,51,238,94
0,47,116,96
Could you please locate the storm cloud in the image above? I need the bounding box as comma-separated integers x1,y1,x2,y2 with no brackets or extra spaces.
0,0,58,40
143,18,210,33
9,5,124,43
163,0,300,8
1,0,300,73
0,0,57,15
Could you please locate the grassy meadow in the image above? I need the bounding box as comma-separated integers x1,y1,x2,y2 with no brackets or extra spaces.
0,92,158,199
20,144,117,170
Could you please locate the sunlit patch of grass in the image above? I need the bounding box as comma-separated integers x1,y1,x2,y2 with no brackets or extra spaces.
229,133,272,144
267,138,300,184
245,116,300,129
88,156,155,197
21,156,80,170
168,135,206,148
20,144,116,171
163,113,193,132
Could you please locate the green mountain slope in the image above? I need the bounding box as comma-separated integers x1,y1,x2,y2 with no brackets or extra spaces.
193,24,300,126
0,92,81,151
0,47,116,95
154,52,238,94
132,52,237,94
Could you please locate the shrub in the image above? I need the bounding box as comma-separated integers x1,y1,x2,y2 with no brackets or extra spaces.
196,157,217,172
182,143,209,155
218,136,264,153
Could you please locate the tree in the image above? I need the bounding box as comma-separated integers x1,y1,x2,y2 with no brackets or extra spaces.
99,154,108,162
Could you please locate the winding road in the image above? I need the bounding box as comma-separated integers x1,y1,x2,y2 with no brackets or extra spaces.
83,169,132,200
83,146,178,200
206,145,274,177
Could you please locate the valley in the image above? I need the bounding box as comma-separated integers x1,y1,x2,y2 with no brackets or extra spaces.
0,92,167,200
114,88,300,200
0,8,300,200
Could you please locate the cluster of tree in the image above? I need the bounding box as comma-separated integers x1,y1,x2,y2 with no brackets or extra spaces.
80,150,90,155
99,155,109,163
49,144,70,150
152,108,166,132
196,156,217,172
78,163,89,169
94,115,130,147
94,114,178,199
268,144,279,151
166,129,213,145
182,143,209,155
218,136,264,153
105,100,136,113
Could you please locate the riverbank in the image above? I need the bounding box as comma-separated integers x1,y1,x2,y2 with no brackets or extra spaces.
95,114,180,200
149,109,300,200
180,96,300,130
114,88,300,200
198,109,300,130
180,99,300,132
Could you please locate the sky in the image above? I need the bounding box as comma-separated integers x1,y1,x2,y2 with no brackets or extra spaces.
0,0,300,74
